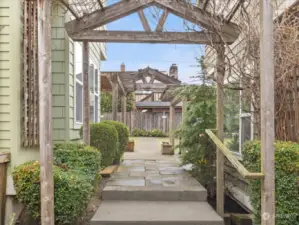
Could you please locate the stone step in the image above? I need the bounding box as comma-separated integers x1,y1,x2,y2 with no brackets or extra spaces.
91,201,224,225
102,185,207,201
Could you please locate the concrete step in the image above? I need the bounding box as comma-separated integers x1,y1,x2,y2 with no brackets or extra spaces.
102,185,207,201
91,201,224,225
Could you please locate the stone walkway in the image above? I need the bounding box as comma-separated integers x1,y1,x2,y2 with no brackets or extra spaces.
91,137,223,225
107,158,201,188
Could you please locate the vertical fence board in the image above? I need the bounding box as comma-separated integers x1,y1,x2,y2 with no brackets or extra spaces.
102,111,182,133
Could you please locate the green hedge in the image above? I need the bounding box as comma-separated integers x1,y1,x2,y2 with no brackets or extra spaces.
243,141,299,225
83,123,118,167
13,143,102,224
132,129,168,137
13,162,93,225
102,121,129,161
53,143,101,183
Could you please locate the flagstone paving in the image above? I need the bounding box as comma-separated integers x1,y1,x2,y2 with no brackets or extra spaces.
91,137,223,225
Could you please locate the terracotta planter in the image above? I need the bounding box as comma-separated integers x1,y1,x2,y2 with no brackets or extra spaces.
161,142,174,155
126,141,135,152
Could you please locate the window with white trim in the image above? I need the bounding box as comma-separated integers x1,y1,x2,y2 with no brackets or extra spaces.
74,42,100,124
75,73,83,123
75,42,83,124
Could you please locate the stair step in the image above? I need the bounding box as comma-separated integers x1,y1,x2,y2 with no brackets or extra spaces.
102,185,207,201
91,201,223,225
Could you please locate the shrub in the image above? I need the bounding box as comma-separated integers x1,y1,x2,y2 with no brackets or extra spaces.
53,143,101,183
81,123,118,167
175,84,217,197
243,141,299,225
13,161,93,224
150,129,168,137
132,128,168,137
102,121,129,161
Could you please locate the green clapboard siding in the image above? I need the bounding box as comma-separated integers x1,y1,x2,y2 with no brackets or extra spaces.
0,2,11,152
51,4,68,142
0,0,39,168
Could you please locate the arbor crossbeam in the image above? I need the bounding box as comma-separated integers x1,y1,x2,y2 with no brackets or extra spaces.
72,30,235,44
64,0,240,40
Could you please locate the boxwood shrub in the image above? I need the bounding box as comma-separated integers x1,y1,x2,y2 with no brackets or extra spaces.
132,128,168,137
243,141,299,225
82,123,118,167
53,143,101,184
102,120,129,161
13,161,93,225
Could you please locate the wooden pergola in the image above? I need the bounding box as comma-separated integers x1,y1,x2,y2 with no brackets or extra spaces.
38,0,275,224
101,66,181,122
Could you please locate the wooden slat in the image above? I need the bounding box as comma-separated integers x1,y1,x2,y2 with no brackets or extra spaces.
23,0,29,146
72,30,236,44
0,152,10,163
154,0,240,38
65,0,154,35
33,0,38,145
100,165,119,177
38,0,54,224
215,45,225,217
260,1,275,224
155,9,168,32
137,9,151,32
205,129,264,179
0,154,9,225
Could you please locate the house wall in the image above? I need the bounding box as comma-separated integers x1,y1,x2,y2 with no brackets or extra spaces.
52,4,104,142
0,1,105,167
0,0,39,168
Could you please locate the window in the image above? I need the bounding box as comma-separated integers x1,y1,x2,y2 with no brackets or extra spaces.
75,73,83,123
74,42,100,125
240,114,251,148
74,42,83,124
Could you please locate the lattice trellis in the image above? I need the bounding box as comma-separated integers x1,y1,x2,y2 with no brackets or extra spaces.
23,0,39,147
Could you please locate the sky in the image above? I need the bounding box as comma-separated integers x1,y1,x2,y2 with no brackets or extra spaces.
100,1,204,84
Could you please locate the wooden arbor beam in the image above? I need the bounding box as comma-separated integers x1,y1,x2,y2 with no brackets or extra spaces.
260,0,275,224
117,75,126,95
65,0,240,40
65,0,154,35
72,30,236,45
138,9,151,32
156,9,169,32
154,0,240,38
38,0,54,224
111,74,119,121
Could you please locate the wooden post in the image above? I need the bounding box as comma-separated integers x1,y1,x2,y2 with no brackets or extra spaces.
38,1,54,224
0,153,10,225
121,95,127,124
260,1,275,224
162,111,166,133
112,74,118,121
169,105,175,148
83,41,90,145
215,44,225,217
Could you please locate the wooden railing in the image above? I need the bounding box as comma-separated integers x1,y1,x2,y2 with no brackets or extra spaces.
0,152,10,225
205,129,264,179
205,129,264,217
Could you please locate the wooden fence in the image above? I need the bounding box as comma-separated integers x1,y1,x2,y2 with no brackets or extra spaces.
101,111,182,133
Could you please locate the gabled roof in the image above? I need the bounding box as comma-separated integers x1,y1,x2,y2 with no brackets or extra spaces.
101,66,181,93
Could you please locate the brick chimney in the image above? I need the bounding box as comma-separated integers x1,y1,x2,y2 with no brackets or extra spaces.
169,64,178,79
120,63,126,72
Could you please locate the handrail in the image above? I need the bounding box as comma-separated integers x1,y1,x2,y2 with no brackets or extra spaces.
205,129,264,179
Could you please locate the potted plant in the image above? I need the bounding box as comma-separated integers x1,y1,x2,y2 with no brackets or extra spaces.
126,140,135,152
161,142,174,155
